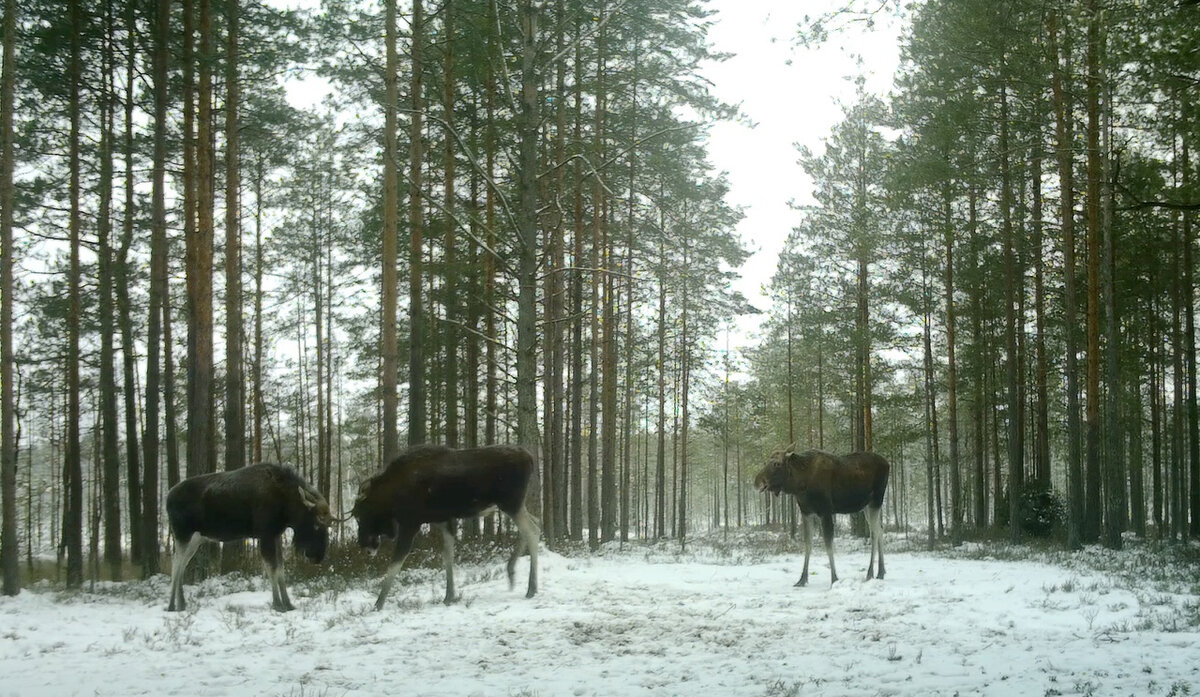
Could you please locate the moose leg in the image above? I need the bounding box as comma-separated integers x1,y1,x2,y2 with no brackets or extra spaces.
509,506,540,598
375,526,417,611
167,532,203,612
866,505,885,580
261,535,294,612
820,513,838,585
795,513,813,587
434,523,459,605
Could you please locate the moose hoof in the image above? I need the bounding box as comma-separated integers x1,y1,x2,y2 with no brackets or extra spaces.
793,578,808,588
525,588,537,599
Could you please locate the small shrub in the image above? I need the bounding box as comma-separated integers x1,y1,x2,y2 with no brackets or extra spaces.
997,481,1065,538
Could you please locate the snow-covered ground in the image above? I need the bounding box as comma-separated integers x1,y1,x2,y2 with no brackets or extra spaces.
2,532,1198,697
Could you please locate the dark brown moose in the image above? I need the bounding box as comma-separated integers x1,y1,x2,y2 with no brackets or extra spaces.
754,446,889,586
165,463,334,612
351,444,541,610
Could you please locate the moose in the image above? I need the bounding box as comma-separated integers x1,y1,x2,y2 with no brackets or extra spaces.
754,446,889,586
351,444,541,610
165,463,334,612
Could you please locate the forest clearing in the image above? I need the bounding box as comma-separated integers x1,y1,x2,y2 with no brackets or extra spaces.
2,531,1199,697
2,1,1200,693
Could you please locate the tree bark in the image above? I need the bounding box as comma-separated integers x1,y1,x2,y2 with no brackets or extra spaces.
65,0,84,587
221,0,246,572
1083,0,1103,544
187,0,215,481
142,0,169,578
443,0,458,451
999,78,1022,544
516,0,542,512
407,0,426,447
0,0,19,597
1049,10,1083,549
380,0,400,462
117,0,142,566
98,0,122,581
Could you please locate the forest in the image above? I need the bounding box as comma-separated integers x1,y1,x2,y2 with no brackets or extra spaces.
0,0,1197,599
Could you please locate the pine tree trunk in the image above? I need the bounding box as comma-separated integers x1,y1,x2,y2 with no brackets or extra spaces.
1049,10,1083,548
380,0,400,462
1182,96,1199,539
1083,0,1104,544
98,0,123,581
118,0,142,566
0,0,19,597
516,0,542,513
142,0,169,578
999,78,1022,544
943,182,961,544
1032,143,1051,487
568,18,584,542
224,0,244,476
655,204,667,539
678,237,690,547
407,0,427,447
252,154,265,464
443,0,459,451
65,0,84,587
187,0,215,480
221,0,246,571
1101,78,1125,549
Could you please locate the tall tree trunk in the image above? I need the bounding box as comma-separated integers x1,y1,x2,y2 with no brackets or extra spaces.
118,0,142,566
1049,10,1083,549
1101,123,1123,550
98,0,122,581
65,0,84,587
620,31,639,544
222,0,245,571
999,77,1022,544
252,154,264,464
677,236,690,547
1083,0,1103,544
1182,96,1199,539
943,181,962,544
586,2,605,549
516,0,542,511
968,184,987,529
443,0,459,451
568,18,584,542
1032,142,1051,487
187,0,215,481
1129,335,1146,538
655,201,667,539
0,0,18,597
547,0,568,542
380,0,400,462
407,0,427,446
224,0,244,476
142,0,169,578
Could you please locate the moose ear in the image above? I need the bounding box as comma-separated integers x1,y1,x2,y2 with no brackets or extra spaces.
785,442,796,455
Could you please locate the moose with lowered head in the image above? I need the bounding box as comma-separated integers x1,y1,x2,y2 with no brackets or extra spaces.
755,445,890,587
352,444,541,610
165,463,334,612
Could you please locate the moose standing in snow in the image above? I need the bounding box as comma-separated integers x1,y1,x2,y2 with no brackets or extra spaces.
165,463,334,612
754,446,889,586
351,444,541,610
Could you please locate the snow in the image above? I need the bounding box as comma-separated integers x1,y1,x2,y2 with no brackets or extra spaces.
2,532,1198,697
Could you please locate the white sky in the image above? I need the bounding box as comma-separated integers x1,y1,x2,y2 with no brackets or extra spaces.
699,0,903,353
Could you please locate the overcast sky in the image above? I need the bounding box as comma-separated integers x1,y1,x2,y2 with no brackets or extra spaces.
699,0,903,354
